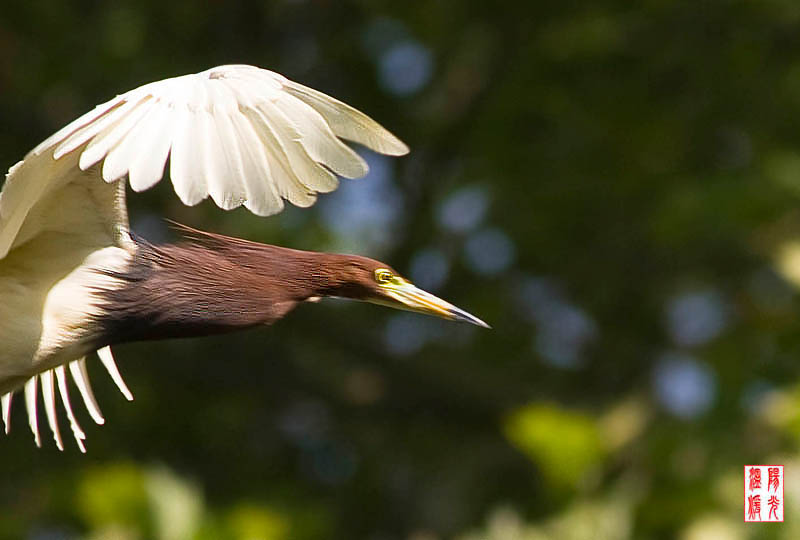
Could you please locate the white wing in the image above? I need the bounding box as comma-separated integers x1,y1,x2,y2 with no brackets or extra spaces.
0,64,408,450
0,63,408,259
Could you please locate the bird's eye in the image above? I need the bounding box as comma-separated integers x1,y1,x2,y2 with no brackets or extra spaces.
374,269,393,284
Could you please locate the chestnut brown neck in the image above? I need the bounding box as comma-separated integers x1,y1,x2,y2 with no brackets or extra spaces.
93,231,375,346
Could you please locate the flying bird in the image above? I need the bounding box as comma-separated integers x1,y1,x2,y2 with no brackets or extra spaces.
0,65,487,452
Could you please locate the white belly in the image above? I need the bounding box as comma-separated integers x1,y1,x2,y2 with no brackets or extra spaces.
0,233,131,394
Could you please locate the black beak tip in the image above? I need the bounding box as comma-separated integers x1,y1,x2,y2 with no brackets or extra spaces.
448,307,491,329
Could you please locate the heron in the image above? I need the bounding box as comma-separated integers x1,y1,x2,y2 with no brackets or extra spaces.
0,65,487,452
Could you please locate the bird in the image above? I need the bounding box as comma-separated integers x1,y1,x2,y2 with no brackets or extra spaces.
0,64,487,452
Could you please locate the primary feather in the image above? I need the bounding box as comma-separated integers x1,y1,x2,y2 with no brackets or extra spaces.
0,64,408,451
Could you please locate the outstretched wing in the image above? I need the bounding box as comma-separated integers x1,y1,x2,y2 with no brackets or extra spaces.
0,64,408,259
0,64,408,451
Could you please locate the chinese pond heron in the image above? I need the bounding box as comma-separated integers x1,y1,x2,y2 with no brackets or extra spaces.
0,65,487,452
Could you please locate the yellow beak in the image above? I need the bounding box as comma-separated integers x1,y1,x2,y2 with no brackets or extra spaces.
371,278,490,328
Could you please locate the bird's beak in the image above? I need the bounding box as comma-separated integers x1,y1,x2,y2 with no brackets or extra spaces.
372,278,490,328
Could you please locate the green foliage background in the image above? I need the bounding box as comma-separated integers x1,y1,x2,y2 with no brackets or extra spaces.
4,1,800,538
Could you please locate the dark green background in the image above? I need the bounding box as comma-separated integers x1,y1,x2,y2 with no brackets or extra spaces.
3,1,800,538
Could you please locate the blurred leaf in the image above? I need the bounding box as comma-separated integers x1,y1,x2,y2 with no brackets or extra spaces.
504,403,605,490
77,462,151,537
764,150,800,196
144,465,204,540
225,503,289,540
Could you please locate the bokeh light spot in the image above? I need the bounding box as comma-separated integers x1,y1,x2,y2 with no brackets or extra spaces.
384,313,432,356
517,277,597,369
464,228,516,276
652,353,717,419
665,289,729,347
409,247,450,291
361,17,410,60
533,304,597,369
319,150,403,252
378,41,434,96
437,185,490,233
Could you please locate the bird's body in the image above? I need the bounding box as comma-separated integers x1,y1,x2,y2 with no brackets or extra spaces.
0,65,486,452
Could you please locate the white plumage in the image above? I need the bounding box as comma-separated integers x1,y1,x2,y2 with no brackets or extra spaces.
0,64,407,451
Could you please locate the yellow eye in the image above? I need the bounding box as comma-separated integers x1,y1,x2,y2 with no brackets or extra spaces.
374,268,393,284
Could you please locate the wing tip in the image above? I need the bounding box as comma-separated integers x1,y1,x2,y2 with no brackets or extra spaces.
380,137,410,157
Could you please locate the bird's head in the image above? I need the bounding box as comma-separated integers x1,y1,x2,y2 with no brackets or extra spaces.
328,256,489,328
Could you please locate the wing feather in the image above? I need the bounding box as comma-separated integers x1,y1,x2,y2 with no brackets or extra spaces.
53,98,139,160
33,96,130,157
24,377,40,447
169,98,208,206
97,346,133,401
274,92,368,179
79,96,152,172
282,79,409,156
226,104,283,216
205,82,247,210
244,106,316,207
40,370,64,451
69,358,105,425
126,100,174,192
260,99,339,193
1,393,11,434
96,99,157,181
55,365,87,453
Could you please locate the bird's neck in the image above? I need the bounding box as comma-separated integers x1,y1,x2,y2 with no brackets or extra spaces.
92,235,365,346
